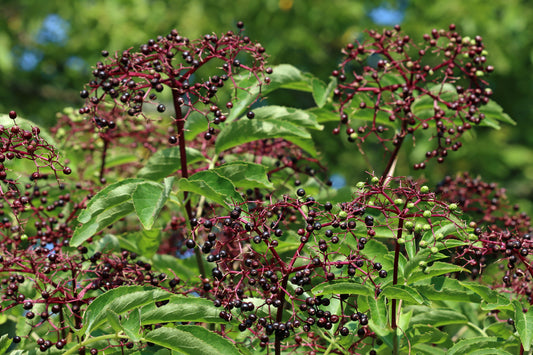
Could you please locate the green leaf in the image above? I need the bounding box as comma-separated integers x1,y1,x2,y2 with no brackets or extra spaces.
411,83,459,121
122,308,142,341
151,254,196,280
142,295,231,325
80,285,171,336
177,170,244,209
228,64,311,122
251,105,323,130
134,228,162,259
513,299,533,351
381,284,429,305
404,324,448,347
213,161,274,189
72,179,171,246
365,295,387,329
411,277,481,303
144,325,240,355
215,118,312,155
184,111,209,140
410,308,468,327
459,281,511,310
71,179,142,246
308,106,339,123
413,343,447,355
0,334,12,354
408,261,467,283
138,147,205,181
132,178,172,229
106,310,123,333
447,337,505,355
478,100,516,129
312,77,336,108
311,281,374,297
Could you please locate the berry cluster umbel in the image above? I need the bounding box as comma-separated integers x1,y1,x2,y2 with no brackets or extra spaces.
333,24,494,175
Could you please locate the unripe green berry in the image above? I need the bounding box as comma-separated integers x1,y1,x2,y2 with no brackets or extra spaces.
420,185,429,193
419,240,427,248
423,210,432,218
397,238,405,245
356,181,365,189
468,233,478,241
423,224,431,231
418,261,427,268
430,246,439,254
435,233,444,241
338,211,348,220
414,224,423,232
371,176,379,184
449,203,458,211
394,198,404,206
405,221,414,231
407,202,415,209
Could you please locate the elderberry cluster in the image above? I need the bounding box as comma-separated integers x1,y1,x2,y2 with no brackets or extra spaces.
437,173,533,301
333,24,495,169
79,25,270,144
174,176,464,353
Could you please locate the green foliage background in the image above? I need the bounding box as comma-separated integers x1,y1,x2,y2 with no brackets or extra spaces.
1,0,532,212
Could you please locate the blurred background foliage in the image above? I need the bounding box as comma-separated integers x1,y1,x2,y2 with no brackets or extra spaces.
1,0,532,213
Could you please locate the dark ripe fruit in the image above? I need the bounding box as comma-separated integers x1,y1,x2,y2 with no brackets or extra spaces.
9,111,17,119
296,188,305,197
340,326,350,336
324,202,333,211
157,104,166,112
13,336,21,343
246,111,255,119
185,239,195,249
63,167,72,175
168,136,178,144
379,270,388,278
373,262,382,270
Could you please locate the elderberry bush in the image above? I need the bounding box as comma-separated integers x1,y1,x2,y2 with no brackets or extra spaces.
0,23,531,355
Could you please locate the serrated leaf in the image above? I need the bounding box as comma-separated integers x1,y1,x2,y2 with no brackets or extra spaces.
513,299,533,351
122,308,141,341
381,284,428,305
252,105,323,130
411,277,481,302
138,147,205,181
312,77,336,108
311,281,374,296
459,281,511,308
151,254,196,280
72,178,142,246
365,295,387,329
184,111,209,140
144,325,240,355
408,261,467,283
447,337,504,355
213,161,274,189
228,64,310,122
177,170,244,209
132,179,171,229
478,100,516,129
106,310,123,333
215,118,312,154
410,308,468,327
72,179,171,246
80,286,171,336
0,334,12,354
404,324,448,347
142,295,230,325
